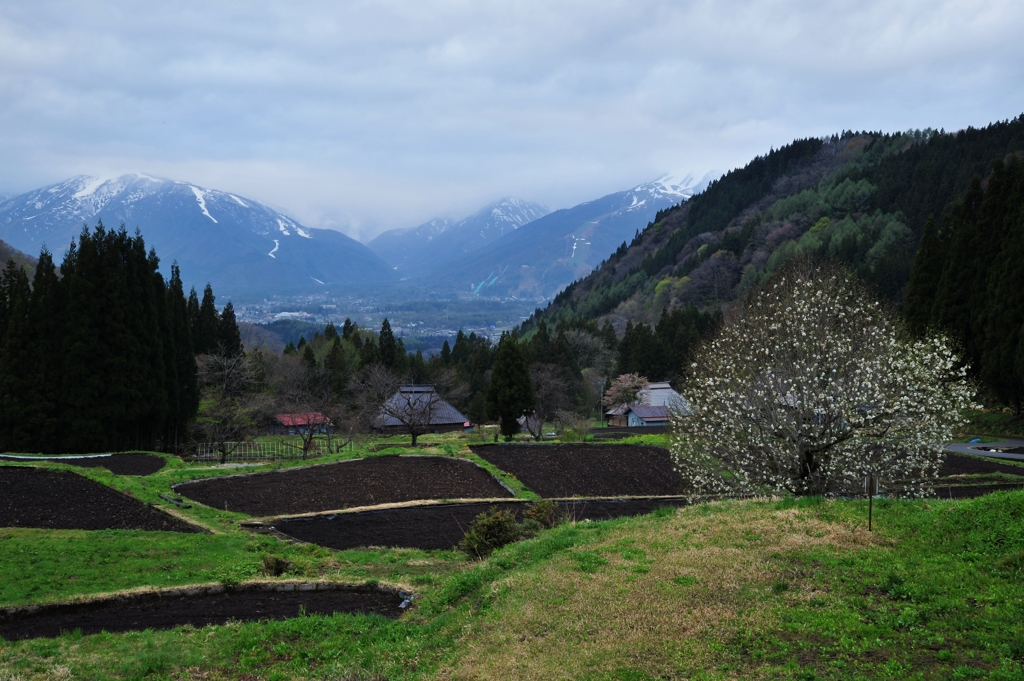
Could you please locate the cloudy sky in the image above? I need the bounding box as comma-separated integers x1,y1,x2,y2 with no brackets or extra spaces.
2,1,1022,241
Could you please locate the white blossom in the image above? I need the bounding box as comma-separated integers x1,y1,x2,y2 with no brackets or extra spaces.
670,264,976,498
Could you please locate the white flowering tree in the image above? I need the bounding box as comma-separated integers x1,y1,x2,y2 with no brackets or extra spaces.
671,264,975,497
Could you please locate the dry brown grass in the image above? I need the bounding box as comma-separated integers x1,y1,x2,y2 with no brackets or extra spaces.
441,500,880,680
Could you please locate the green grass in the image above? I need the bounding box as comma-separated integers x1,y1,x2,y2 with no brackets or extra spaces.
2,438,1024,679
963,409,1024,438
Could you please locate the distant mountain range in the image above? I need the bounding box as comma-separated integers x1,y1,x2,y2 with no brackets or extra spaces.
421,174,715,298
368,197,551,275
0,174,395,297
0,171,715,301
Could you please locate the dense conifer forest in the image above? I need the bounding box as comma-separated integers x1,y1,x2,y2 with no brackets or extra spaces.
0,224,241,453
905,157,1024,414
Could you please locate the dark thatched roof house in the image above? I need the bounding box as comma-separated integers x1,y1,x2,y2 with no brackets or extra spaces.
374,385,468,437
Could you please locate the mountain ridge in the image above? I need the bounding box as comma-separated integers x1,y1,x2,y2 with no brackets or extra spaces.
367,197,550,274
521,116,1024,334
0,174,396,298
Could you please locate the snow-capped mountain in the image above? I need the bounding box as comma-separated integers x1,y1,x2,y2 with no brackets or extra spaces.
425,172,716,299
367,197,550,274
0,174,395,297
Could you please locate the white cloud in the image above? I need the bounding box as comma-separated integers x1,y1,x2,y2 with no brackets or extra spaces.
0,0,1022,240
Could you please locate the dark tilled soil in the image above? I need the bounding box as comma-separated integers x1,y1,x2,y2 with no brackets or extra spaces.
0,587,403,641
471,444,681,498
277,498,689,551
939,454,1024,477
176,456,513,517
0,454,166,476
0,467,199,532
926,482,1024,499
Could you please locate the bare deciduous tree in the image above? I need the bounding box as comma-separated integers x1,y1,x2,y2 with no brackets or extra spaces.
672,263,975,497
556,410,592,442
191,353,268,463
523,364,569,440
350,365,468,446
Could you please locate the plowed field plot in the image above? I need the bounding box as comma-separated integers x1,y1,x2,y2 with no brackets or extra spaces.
276,498,690,551
0,453,166,476
939,454,1024,477
927,482,1024,498
175,456,513,517
0,585,404,640
472,444,681,498
0,467,198,532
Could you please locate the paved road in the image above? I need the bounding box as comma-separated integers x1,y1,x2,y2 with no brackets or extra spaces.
945,437,1024,462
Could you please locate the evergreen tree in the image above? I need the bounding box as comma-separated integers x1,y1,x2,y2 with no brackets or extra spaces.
218,301,243,357
904,216,943,333
187,286,200,349
24,251,65,453
440,339,452,365
379,318,399,369
342,318,356,342
302,343,317,369
0,260,32,449
324,322,338,341
167,264,199,450
487,334,535,441
195,284,220,354
359,337,380,367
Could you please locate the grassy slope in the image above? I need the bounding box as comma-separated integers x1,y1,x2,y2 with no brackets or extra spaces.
1,439,1023,680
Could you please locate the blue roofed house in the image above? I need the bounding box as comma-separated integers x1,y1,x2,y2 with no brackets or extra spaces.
608,382,690,427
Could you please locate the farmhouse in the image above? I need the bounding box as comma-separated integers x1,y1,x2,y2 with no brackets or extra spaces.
374,385,468,435
606,382,690,427
270,412,334,436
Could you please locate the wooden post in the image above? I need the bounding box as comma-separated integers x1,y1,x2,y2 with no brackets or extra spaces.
864,473,877,532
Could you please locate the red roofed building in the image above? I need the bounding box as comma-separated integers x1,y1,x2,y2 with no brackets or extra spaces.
270,412,334,435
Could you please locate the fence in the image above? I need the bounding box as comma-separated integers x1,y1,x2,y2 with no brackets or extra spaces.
193,441,304,463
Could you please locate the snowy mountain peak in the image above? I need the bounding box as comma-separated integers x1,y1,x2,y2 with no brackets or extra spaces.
0,174,396,296
632,171,718,201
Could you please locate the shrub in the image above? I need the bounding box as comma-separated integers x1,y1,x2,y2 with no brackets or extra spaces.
522,499,565,530
459,508,523,559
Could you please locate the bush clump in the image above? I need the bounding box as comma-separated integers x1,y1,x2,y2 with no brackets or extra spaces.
459,508,522,559
460,501,567,559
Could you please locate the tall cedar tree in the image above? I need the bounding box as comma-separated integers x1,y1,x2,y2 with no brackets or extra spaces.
219,301,243,358
195,284,220,354
487,334,535,440
168,264,199,448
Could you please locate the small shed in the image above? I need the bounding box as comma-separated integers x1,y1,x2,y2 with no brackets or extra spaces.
626,405,671,427
270,412,334,436
605,381,690,427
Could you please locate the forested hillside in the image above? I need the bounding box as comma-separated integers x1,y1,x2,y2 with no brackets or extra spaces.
525,116,1024,335
0,238,36,280
905,157,1024,414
